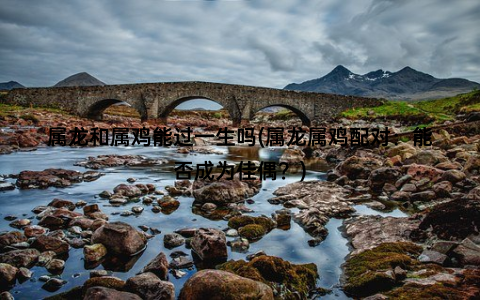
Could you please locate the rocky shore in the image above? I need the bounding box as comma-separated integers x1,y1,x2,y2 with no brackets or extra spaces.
0,105,479,299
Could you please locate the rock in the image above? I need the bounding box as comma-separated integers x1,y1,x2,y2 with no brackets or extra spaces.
368,167,401,192
42,278,66,292
75,155,167,170
45,258,65,274
84,244,108,263
163,233,185,249
246,251,266,261
201,202,217,211
227,238,249,252
218,255,318,297
191,228,227,261
452,238,480,266
169,256,194,269
271,181,354,238
0,263,18,286
192,173,261,204
141,252,169,280
99,191,112,199
0,231,27,249
225,229,238,237
279,148,305,164
113,184,144,198
344,216,421,255
272,209,291,228
23,225,47,238
0,248,40,268
0,292,14,300
15,168,102,189
432,181,453,198
83,276,126,293
179,269,274,300
418,198,480,240
90,269,111,278
83,286,141,300
343,242,422,297
418,250,448,265
131,206,144,214
37,251,56,266
48,198,75,211
0,182,15,191
238,224,266,241
174,228,198,238
157,196,180,213
92,222,147,256
336,156,383,180
406,164,444,182
387,143,416,160
125,272,175,300
410,190,436,202
440,169,466,183
31,235,69,255
404,150,448,166
467,186,480,200
9,218,31,228
463,154,480,176
17,267,32,280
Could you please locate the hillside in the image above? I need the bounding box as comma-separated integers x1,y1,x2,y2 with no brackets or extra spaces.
285,65,479,100
54,72,106,87
0,81,24,90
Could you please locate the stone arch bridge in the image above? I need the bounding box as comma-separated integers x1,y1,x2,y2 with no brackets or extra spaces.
5,81,383,126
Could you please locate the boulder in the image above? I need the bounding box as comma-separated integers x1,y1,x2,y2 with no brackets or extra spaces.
0,263,18,286
125,272,175,300
141,252,169,280
179,269,273,300
191,228,227,261
83,287,141,300
84,244,108,263
336,156,383,180
0,248,40,268
92,222,147,256
192,173,261,204
31,235,69,255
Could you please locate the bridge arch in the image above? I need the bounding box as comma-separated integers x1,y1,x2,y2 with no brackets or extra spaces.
84,98,147,121
158,96,241,126
253,104,311,126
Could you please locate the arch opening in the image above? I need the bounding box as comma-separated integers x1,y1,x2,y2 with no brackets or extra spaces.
252,105,311,127
160,97,235,127
86,99,143,122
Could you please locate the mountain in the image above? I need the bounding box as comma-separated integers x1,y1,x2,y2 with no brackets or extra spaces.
285,65,480,100
54,72,106,87
0,81,24,90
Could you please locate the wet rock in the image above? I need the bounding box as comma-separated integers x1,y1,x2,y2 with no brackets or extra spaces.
31,235,69,255
0,291,14,300
84,244,107,263
227,238,249,252
0,248,40,268
131,206,143,214
179,269,274,300
99,190,112,199
163,233,185,249
15,168,102,189
191,228,227,261
272,181,354,238
9,218,31,229
246,250,266,261
218,255,318,298
92,222,147,256
169,256,194,269
45,258,65,274
201,202,217,211
157,196,180,214
0,182,15,191
37,251,56,266
344,215,421,255
141,252,169,280
42,278,66,292
83,286,141,300
418,198,480,240
238,224,266,241
75,154,167,169
174,228,198,238
82,276,126,293
48,198,75,211
272,209,291,229
0,231,27,249
22,225,46,238
125,272,175,300
0,263,18,286
192,173,261,204
113,184,144,198
69,218,94,230
171,269,186,279
279,148,305,164
17,267,32,280
90,269,111,278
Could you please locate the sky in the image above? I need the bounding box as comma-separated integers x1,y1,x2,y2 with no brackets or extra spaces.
0,0,479,88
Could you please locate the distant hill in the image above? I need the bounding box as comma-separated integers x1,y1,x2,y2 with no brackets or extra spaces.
0,81,24,91
285,65,480,100
54,72,105,87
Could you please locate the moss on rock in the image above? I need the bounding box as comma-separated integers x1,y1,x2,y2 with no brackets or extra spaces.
218,255,318,299
228,215,276,231
343,242,422,297
238,224,266,240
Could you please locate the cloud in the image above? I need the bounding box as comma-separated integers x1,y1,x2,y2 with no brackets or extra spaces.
0,0,478,88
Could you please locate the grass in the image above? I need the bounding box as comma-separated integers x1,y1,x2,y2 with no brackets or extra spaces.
341,90,480,123
0,103,70,118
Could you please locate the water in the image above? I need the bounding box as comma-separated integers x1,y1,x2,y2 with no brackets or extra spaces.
0,145,405,299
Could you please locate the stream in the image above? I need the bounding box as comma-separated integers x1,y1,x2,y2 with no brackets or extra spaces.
0,144,406,299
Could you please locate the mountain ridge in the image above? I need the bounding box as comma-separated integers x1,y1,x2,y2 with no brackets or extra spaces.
0,81,24,91
284,65,480,100
54,72,106,87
